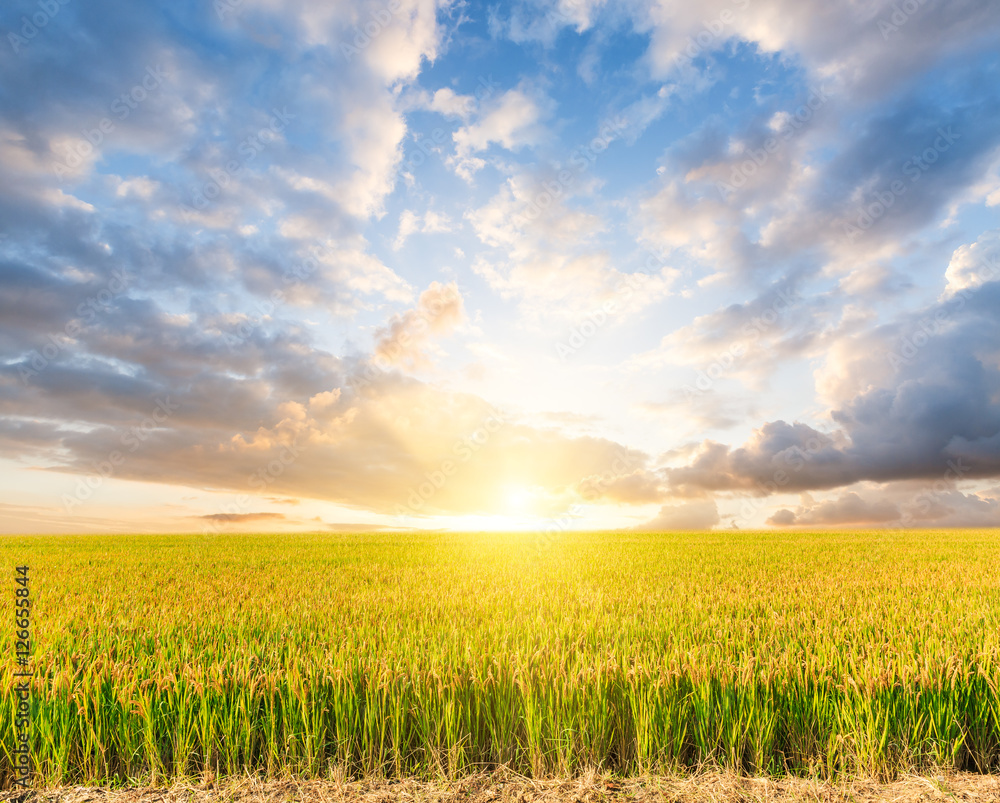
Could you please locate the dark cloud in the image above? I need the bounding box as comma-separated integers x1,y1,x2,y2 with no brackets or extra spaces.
767,492,899,526
768,484,1000,528
664,279,1000,496
639,19,1000,289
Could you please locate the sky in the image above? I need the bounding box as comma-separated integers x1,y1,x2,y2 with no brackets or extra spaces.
1,0,1000,534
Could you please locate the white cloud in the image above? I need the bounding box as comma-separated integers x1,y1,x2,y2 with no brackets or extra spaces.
427,87,477,119
467,172,676,320
944,229,1000,296
373,281,467,369
393,209,454,249
449,86,550,180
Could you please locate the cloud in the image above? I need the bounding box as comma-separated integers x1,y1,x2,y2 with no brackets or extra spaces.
503,0,1000,101
635,391,754,434
0,0,452,531
4,0,1000,534
426,87,477,120
766,492,899,526
626,12,1000,293
1,285,652,518
945,229,1000,295
768,484,1000,528
499,0,608,44
629,278,821,381
577,469,665,504
393,209,453,249
663,277,1000,499
199,512,287,523
467,171,676,321
635,499,720,530
323,522,399,531
373,281,467,369
449,85,551,179
900,486,1000,527
0,0,437,318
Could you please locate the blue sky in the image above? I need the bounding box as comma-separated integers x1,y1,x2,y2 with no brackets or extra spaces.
2,0,1000,533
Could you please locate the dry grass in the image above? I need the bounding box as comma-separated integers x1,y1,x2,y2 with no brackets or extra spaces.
3,770,999,803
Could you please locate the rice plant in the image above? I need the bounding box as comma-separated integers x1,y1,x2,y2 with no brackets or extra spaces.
2,529,999,788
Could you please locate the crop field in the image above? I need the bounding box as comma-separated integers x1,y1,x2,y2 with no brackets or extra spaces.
2,529,1000,789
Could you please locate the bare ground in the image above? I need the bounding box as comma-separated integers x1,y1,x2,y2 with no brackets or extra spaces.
4,771,1000,803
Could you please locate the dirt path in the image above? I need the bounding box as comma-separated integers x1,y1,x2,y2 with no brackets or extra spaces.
4,772,1000,803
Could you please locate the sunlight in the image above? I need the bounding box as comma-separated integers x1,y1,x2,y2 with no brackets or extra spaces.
503,484,533,513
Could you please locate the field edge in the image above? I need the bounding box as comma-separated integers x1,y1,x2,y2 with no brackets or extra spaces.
3,769,1000,803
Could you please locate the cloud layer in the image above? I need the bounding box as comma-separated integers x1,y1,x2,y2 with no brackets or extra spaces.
2,0,999,531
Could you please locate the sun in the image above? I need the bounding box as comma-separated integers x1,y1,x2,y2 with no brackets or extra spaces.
503,484,533,513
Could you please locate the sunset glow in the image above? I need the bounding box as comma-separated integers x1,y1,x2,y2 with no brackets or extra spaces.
2,0,999,533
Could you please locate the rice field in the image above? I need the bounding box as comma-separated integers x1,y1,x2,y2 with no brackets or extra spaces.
2,529,1000,789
